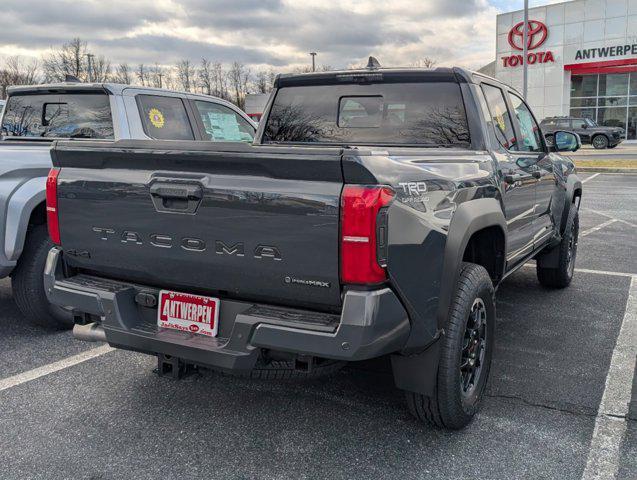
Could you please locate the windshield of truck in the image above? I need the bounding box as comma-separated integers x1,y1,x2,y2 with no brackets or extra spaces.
1,92,113,139
263,82,470,146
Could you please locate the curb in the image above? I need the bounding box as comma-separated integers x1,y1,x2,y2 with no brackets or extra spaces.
576,167,637,173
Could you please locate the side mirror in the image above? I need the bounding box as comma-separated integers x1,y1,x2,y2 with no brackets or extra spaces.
553,130,581,152
581,124,588,129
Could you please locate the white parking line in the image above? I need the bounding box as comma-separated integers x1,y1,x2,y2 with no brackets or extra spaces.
582,173,601,184
582,208,637,229
0,345,114,393
581,276,637,480
574,268,636,279
580,219,618,237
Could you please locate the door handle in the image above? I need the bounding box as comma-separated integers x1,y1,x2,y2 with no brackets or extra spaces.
504,173,525,183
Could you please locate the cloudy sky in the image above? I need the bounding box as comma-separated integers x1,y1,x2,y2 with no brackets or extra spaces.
0,0,561,72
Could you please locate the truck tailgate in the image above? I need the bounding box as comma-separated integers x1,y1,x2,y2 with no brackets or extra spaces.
52,140,344,311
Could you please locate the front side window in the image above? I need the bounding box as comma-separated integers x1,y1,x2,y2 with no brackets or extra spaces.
263,82,470,146
194,101,254,142
509,93,542,152
572,118,588,129
1,93,113,139
137,95,194,140
481,84,517,150
557,119,571,128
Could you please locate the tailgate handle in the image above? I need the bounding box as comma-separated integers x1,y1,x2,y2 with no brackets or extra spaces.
149,182,203,214
150,183,203,200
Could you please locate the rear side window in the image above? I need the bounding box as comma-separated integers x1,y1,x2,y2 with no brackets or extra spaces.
193,101,254,142
1,93,113,139
263,82,470,146
137,95,194,140
481,84,517,150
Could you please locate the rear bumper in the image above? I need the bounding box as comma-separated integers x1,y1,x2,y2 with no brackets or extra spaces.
45,247,411,371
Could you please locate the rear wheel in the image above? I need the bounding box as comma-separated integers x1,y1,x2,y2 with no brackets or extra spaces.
406,263,495,429
536,208,579,288
592,134,609,149
11,224,73,329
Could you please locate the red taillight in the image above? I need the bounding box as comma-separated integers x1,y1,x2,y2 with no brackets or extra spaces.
340,185,395,285
46,168,60,245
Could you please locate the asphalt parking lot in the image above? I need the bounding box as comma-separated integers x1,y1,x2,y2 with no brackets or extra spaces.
0,173,635,480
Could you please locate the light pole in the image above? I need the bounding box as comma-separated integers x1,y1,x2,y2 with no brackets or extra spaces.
523,0,528,100
309,52,317,72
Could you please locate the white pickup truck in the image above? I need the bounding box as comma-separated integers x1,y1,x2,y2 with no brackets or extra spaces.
0,82,256,329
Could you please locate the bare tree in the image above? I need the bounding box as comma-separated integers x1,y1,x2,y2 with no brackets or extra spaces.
91,55,111,82
412,57,437,68
136,64,150,86
228,62,250,108
199,58,213,95
113,63,132,84
212,62,229,100
0,56,40,98
42,38,88,82
162,69,178,91
254,70,272,94
176,59,196,92
293,64,332,74
150,63,164,88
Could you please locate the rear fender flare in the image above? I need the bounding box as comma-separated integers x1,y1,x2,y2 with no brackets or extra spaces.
436,198,506,330
4,177,46,262
559,174,582,235
391,199,506,396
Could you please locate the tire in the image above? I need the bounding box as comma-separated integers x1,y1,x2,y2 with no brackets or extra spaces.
592,134,609,149
545,134,554,147
536,208,579,288
10,224,73,329
406,263,495,429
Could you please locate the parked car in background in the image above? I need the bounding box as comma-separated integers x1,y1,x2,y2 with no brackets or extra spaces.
0,81,256,329
541,116,623,149
45,65,582,429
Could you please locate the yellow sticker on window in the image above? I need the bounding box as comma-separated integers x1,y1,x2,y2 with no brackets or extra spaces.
148,108,165,129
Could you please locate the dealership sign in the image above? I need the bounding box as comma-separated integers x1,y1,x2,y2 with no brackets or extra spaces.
501,20,555,67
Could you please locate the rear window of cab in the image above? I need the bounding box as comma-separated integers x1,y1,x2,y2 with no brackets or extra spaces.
1,92,113,139
263,82,470,147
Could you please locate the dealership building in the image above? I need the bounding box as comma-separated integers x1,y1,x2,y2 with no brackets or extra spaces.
493,0,637,139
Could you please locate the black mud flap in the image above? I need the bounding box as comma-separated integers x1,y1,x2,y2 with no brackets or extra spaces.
390,339,440,396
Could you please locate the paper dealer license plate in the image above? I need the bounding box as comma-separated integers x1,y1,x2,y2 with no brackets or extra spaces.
157,290,219,337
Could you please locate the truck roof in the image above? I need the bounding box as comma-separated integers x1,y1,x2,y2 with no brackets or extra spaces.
5,82,230,103
275,66,522,97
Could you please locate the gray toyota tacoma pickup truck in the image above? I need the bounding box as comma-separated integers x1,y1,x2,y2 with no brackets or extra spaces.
0,82,255,329
45,65,582,429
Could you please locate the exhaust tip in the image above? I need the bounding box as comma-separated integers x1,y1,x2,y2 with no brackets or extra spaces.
73,322,107,343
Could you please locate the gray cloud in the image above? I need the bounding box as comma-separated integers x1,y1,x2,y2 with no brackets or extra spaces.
0,0,498,70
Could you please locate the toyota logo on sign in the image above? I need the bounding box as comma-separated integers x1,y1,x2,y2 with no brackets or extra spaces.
508,20,548,51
